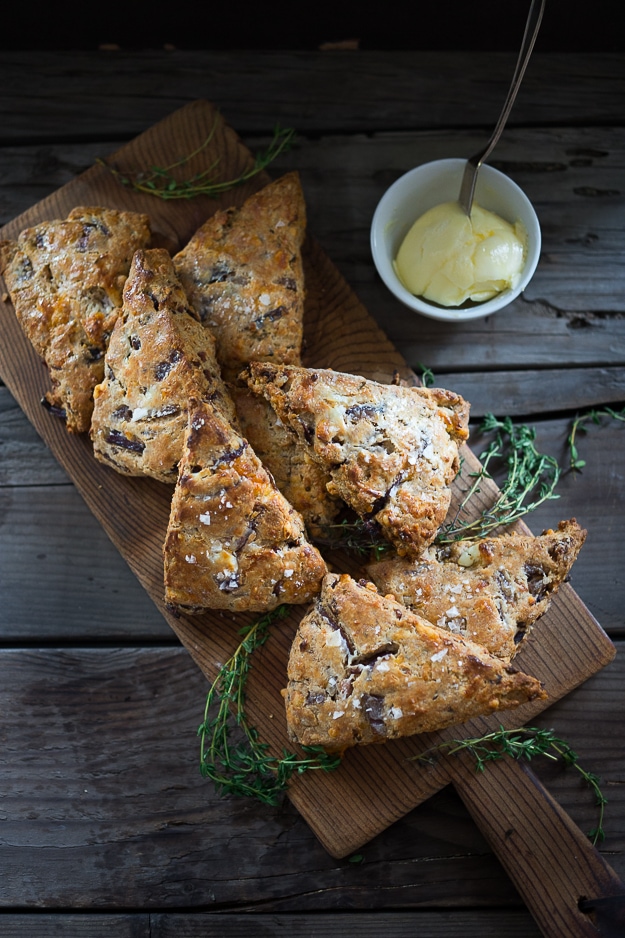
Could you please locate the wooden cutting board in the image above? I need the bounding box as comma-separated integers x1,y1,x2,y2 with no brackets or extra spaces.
0,100,616,867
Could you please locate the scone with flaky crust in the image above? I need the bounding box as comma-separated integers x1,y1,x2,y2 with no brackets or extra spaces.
366,519,586,660
243,363,469,558
284,573,546,753
173,172,306,381
91,248,236,482
0,206,151,433
231,385,341,537
163,397,327,613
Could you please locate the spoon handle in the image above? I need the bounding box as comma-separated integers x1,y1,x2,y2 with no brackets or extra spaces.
458,0,546,215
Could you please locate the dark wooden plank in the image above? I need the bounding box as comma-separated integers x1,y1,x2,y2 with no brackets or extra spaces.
378,301,625,374
0,484,171,641
0,644,622,910
528,658,625,847
151,911,543,937
0,391,170,642
0,141,119,226
0,386,70,485
0,646,516,910
0,52,623,142
433,368,625,419
0,911,542,937
0,386,168,640
0,916,148,937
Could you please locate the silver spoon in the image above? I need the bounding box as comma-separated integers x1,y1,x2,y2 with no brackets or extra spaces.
458,0,546,216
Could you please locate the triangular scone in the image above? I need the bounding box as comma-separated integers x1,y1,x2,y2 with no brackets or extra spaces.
91,249,236,482
163,398,327,613
366,519,587,660
284,573,546,753
173,172,306,380
0,207,151,433
243,363,470,558
231,386,341,538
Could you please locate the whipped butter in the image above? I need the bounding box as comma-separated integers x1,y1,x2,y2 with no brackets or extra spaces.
394,200,527,307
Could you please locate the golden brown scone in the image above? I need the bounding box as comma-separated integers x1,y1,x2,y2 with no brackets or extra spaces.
366,520,586,660
231,385,341,537
163,397,327,613
284,573,546,753
91,248,236,482
0,207,151,433
243,363,469,558
173,172,306,380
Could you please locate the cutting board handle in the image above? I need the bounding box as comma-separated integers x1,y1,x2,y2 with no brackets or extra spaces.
451,755,625,937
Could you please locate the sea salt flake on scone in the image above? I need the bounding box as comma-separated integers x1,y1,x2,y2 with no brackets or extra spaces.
366,519,586,659
173,172,306,381
243,363,469,558
91,248,236,482
0,206,151,433
163,397,327,613
231,385,341,537
284,573,546,754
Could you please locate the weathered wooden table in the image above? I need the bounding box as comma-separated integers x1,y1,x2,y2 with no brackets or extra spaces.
0,50,623,937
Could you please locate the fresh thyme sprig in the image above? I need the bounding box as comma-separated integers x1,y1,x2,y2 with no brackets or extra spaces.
437,414,560,543
413,725,607,845
198,604,341,805
99,123,296,200
418,363,435,388
567,404,625,472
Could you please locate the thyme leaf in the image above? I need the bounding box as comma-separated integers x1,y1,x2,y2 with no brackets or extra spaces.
413,725,607,845
437,414,560,543
567,404,625,472
198,604,340,805
99,122,296,201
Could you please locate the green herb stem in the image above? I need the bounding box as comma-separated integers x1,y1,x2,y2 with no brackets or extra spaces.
567,405,625,472
414,725,607,845
198,604,340,805
437,414,560,543
418,363,435,388
99,123,296,201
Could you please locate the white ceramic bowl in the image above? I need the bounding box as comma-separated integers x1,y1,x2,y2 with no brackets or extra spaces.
370,158,541,322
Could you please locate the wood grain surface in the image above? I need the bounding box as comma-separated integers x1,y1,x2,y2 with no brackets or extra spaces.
0,912,545,937
1,52,623,141
453,758,624,937
0,100,616,863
